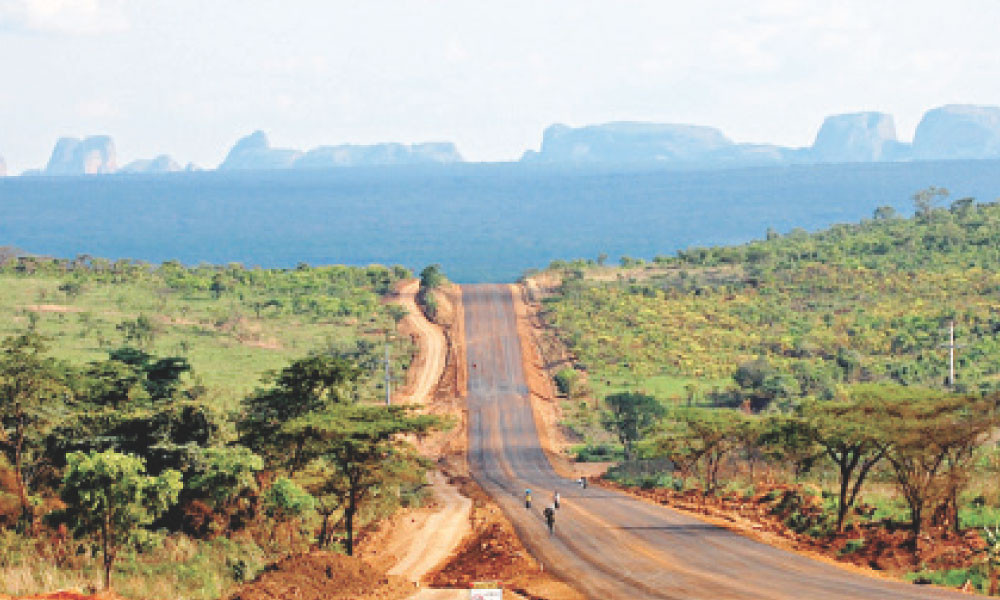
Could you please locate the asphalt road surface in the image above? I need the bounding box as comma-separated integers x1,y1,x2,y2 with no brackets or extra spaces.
463,283,964,600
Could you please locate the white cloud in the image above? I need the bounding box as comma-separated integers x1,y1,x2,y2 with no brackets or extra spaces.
0,0,128,35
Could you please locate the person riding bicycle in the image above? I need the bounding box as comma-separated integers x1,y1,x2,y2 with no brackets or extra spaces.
525,488,532,509
543,505,556,535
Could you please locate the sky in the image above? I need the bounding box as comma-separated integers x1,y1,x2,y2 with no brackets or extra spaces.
1,0,998,173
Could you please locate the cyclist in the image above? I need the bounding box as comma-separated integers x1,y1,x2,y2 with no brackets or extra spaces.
525,488,532,509
543,505,556,535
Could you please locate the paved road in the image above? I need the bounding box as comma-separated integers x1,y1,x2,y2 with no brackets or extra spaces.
463,284,964,600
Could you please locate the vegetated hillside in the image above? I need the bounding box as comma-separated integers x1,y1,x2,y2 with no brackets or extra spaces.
541,190,1000,406
0,252,414,409
0,253,441,598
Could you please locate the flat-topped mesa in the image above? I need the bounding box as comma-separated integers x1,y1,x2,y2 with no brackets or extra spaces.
293,141,462,169
44,135,117,175
525,121,734,164
120,154,182,174
912,104,1000,160
809,112,908,163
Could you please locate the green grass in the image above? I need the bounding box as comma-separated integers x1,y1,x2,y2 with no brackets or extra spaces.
590,373,730,404
0,272,411,412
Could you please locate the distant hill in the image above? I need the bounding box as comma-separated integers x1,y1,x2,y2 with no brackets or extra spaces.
218,130,463,171
523,104,1000,167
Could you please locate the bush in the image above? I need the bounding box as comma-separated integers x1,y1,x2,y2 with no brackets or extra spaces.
554,368,580,397
572,443,623,462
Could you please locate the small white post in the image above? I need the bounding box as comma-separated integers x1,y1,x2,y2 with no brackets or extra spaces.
385,335,392,405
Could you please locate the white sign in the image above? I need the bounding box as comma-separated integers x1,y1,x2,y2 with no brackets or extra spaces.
470,591,502,600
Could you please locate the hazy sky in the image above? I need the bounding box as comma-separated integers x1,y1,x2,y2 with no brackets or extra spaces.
1,0,998,173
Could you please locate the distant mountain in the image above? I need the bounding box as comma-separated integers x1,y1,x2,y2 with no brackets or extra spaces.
218,131,302,171
120,155,182,174
0,155,6,177
522,122,732,164
295,142,461,169
809,112,905,163
912,105,1000,160
44,135,117,175
523,104,1000,166
219,130,463,171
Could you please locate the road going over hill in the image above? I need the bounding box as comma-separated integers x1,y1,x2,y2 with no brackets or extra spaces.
463,284,963,600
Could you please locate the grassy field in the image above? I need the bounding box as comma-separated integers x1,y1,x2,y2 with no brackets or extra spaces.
0,259,414,411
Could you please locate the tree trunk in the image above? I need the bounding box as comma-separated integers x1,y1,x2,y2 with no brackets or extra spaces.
318,511,330,548
951,487,960,534
345,482,358,556
836,466,850,532
910,502,923,555
102,510,112,590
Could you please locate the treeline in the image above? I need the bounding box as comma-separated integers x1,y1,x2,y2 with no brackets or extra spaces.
0,333,440,590
543,192,1000,401
604,385,998,547
0,251,411,321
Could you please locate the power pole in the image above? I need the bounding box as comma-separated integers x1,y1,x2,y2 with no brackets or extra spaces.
940,320,965,387
385,334,392,405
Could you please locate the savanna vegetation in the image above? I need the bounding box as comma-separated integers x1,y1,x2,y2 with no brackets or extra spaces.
537,191,1000,592
0,254,441,598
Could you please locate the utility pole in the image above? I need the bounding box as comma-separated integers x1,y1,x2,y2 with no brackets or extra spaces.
940,320,965,387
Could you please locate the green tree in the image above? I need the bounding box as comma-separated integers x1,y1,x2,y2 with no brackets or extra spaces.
912,186,949,221
0,333,68,526
651,408,748,493
238,354,360,470
116,315,156,348
419,264,444,291
282,404,438,555
188,445,264,510
879,393,996,548
799,390,889,532
60,450,182,590
602,392,665,460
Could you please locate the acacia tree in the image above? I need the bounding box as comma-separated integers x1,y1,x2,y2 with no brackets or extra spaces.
602,392,665,460
282,404,438,555
61,450,182,590
0,333,67,526
880,393,996,549
651,407,749,493
800,391,889,532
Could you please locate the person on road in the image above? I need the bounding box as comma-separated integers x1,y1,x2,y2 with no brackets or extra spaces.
525,488,532,509
553,491,560,509
543,505,556,535
578,476,587,489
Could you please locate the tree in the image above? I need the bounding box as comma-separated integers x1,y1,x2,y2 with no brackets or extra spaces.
651,408,748,493
419,264,444,291
238,354,360,470
60,450,182,589
0,333,68,526
879,392,996,549
210,273,229,299
799,391,888,532
912,186,949,221
602,392,665,460
281,404,438,555
758,414,820,480
116,315,156,348
873,205,898,221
